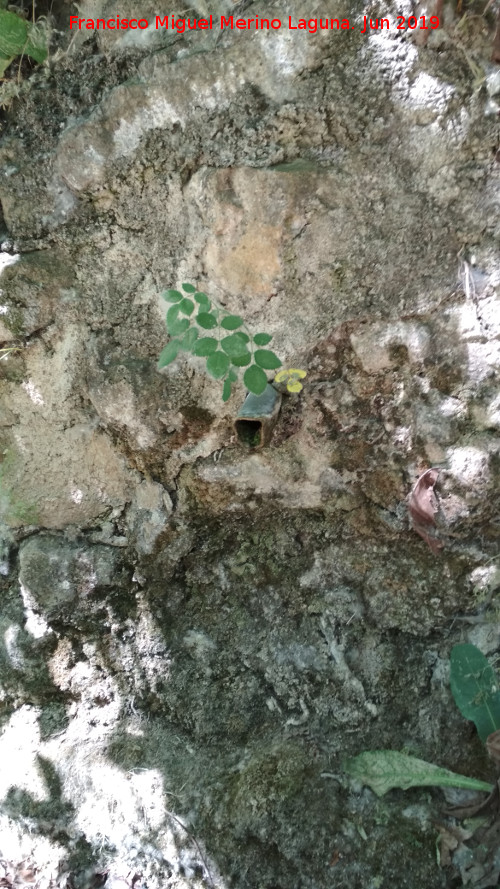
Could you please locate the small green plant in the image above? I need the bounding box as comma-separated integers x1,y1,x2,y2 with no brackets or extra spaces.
274,367,307,393
0,7,47,78
158,283,306,401
344,643,500,798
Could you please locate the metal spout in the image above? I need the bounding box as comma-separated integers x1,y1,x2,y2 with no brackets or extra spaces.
234,384,282,449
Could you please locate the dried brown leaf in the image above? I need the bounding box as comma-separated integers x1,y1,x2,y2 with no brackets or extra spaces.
409,468,440,524
436,823,474,867
409,468,443,554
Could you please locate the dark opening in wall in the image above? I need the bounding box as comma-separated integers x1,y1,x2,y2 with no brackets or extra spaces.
234,419,263,449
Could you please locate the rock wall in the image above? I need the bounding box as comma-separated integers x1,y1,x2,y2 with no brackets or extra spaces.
0,1,499,887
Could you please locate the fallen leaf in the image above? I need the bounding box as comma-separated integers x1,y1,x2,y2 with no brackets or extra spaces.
436,823,473,867
343,749,492,797
409,468,443,554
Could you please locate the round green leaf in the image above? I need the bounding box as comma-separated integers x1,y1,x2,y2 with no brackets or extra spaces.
179,298,195,315
193,337,218,357
195,292,210,307
206,352,230,379
180,328,198,351
182,283,196,293
231,352,251,367
254,349,282,370
158,339,180,368
221,334,249,359
253,333,273,346
221,315,244,330
162,289,182,303
244,364,268,395
197,312,218,330
222,379,232,402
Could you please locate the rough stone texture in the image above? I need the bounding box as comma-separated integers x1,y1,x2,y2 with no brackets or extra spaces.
0,0,499,887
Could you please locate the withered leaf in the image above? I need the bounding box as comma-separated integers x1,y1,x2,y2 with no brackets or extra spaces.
436,823,474,867
409,468,443,554
409,468,440,524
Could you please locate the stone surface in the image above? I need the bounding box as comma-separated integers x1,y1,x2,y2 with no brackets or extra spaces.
0,1,499,887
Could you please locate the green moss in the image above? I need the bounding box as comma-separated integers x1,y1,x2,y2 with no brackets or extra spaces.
228,741,313,821
4,306,25,338
0,448,39,526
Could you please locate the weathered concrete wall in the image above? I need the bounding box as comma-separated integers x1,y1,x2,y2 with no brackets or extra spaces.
0,1,499,886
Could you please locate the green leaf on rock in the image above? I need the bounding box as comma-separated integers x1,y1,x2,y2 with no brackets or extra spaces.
0,10,26,58
344,750,493,798
230,352,251,367
450,644,500,742
166,305,180,326
222,379,232,402
254,349,282,370
166,305,190,336
244,364,268,395
158,340,180,368
180,328,198,351
221,315,244,330
182,283,196,293
193,337,218,357
0,11,47,69
197,312,218,330
221,334,249,359
170,318,190,336
228,368,238,382
206,351,230,379
194,292,210,308
179,298,195,316
253,333,273,346
162,289,182,303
